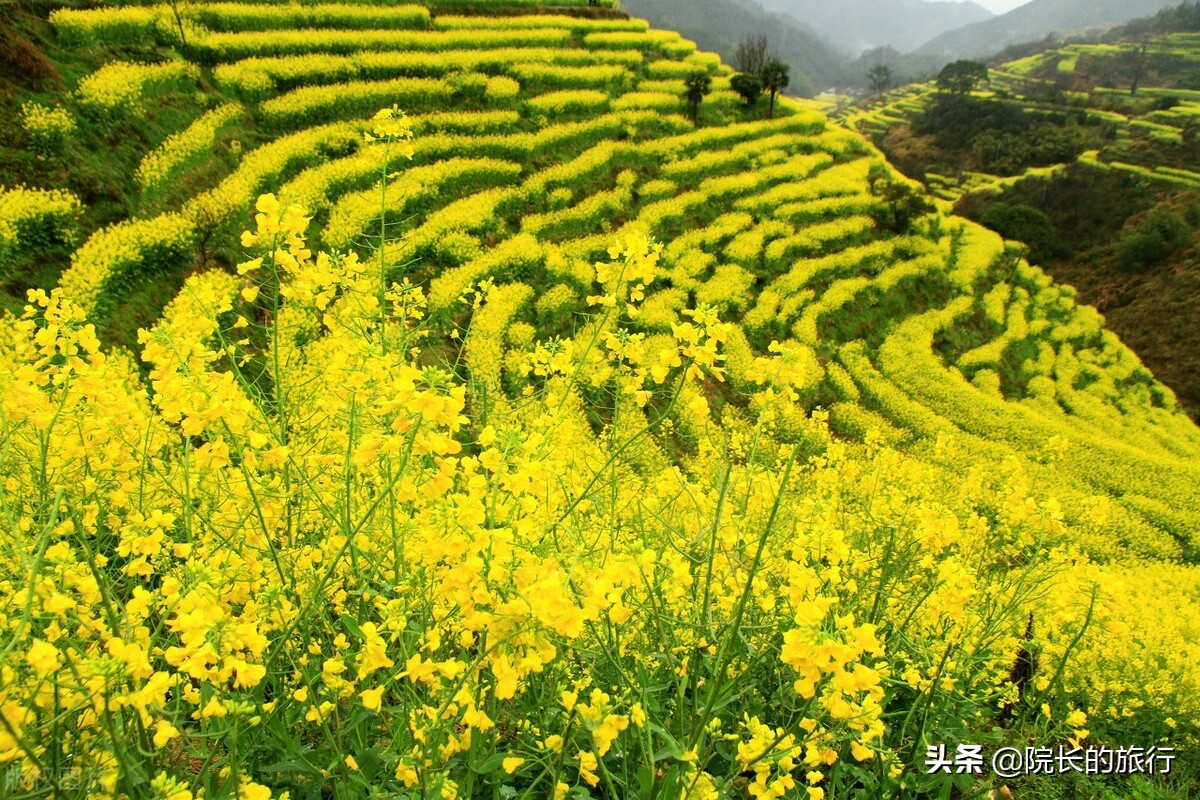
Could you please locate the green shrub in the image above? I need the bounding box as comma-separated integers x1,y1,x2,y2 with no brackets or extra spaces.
1117,207,1193,271
729,72,762,107
867,164,934,234
979,202,1067,264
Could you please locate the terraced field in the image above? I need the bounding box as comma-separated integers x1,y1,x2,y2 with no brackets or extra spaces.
836,31,1200,430
841,32,1200,203
2,2,1199,798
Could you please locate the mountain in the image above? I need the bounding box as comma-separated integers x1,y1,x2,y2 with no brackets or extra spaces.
755,0,993,56
622,0,848,93
851,45,963,87
917,0,1185,59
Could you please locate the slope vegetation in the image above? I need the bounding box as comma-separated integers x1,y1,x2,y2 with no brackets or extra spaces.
840,27,1200,419
1,2,1199,799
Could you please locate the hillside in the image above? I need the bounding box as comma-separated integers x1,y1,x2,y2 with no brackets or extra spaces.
2,2,1200,799
919,0,1184,60
758,0,992,56
622,0,847,93
839,27,1200,420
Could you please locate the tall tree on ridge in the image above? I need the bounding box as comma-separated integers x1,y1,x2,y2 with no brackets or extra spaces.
762,58,790,118
685,70,712,124
868,63,893,95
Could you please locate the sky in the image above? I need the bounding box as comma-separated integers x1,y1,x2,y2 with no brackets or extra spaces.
970,0,1032,13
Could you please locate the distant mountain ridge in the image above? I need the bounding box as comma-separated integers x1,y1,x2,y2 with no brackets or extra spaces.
622,0,849,93
917,0,1185,59
756,0,993,56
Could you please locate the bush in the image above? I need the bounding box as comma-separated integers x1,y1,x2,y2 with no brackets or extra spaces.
914,94,1030,150
730,72,762,107
979,202,1067,264
57,213,197,315
50,6,159,49
867,164,934,234
1116,207,1193,271
137,103,244,197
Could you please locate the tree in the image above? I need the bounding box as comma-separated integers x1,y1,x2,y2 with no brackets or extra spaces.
979,202,1064,264
733,34,770,76
761,59,790,118
1130,39,1151,96
684,71,712,124
730,72,762,108
1117,208,1193,271
867,164,934,234
164,0,191,48
867,64,893,95
937,60,989,94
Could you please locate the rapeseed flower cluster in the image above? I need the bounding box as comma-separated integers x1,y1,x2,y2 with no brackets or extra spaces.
0,186,82,278
8,12,1200,786
76,60,200,116
3,185,1191,800
136,103,244,196
19,101,77,158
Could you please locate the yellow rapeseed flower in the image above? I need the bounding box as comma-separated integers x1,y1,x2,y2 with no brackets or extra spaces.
360,687,384,712
25,639,61,677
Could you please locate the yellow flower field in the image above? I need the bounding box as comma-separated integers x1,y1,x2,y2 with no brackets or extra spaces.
1,2,1199,798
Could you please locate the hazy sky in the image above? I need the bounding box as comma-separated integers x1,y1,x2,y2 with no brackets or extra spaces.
970,0,1032,13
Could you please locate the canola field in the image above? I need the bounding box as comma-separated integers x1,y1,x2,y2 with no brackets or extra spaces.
2,2,1200,798
840,32,1200,202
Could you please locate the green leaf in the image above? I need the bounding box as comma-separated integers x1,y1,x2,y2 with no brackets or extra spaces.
637,765,654,796
647,722,683,761
471,751,510,775
341,615,364,640
258,757,320,776
356,747,386,780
